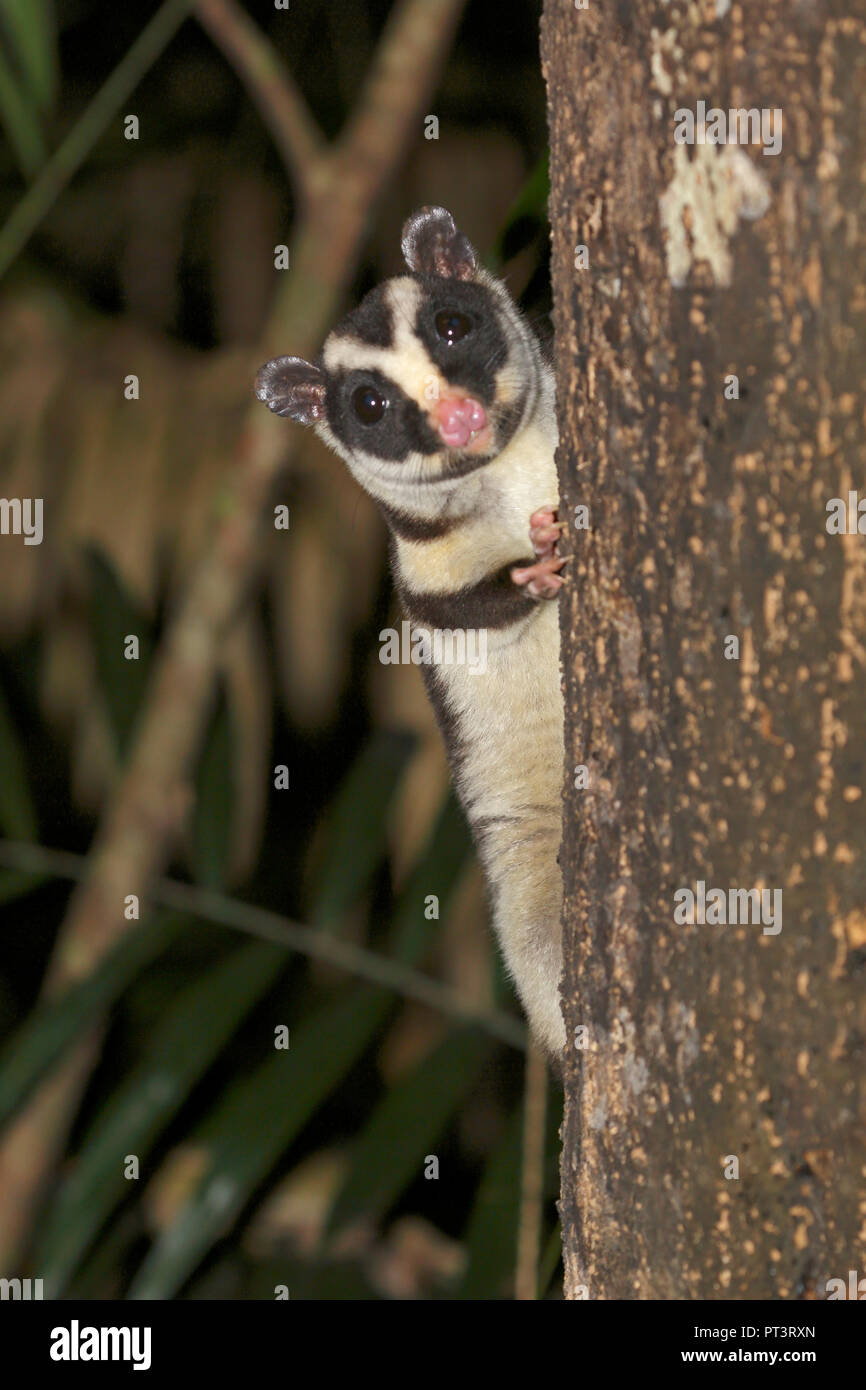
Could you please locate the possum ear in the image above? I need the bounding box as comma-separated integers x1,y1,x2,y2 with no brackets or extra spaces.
255,356,326,425
401,206,476,281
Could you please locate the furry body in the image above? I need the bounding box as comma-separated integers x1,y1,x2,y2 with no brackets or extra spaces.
256,208,566,1055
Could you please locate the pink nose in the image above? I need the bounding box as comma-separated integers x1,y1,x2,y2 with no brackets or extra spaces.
432,395,487,448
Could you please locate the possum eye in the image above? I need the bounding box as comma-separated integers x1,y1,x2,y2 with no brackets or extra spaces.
434,310,473,345
352,384,388,424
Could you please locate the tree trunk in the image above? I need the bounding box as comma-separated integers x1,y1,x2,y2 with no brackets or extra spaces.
542,0,866,1300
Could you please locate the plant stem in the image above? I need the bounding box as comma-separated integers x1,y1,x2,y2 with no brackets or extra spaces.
0,0,191,281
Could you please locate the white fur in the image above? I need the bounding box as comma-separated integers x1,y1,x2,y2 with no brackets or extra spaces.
317,269,566,1056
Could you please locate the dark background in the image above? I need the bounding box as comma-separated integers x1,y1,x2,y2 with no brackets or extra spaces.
0,0,560,1299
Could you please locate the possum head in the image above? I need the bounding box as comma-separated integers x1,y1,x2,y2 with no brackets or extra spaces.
254,207,543,512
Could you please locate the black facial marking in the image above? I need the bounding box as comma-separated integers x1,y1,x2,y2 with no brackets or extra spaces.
326,367,438,462
337,285,394,348
397,562,537,631
413,275,508,401
491,382,531,453
352,384,387,424
434,309,473,345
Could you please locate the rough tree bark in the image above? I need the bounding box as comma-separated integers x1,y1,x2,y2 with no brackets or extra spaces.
542,0,866,1299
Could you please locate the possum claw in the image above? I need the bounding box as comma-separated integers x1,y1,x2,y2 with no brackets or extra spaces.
511,554,566,598
529,505,564,560
512,506,566,598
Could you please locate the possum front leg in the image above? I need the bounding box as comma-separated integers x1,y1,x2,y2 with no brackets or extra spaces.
511,505,566,598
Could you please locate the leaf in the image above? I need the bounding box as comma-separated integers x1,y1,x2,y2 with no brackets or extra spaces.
503,151,550,228
127,988,388,1300
0,680,37,839
192,692,234,890
487,153,550,271
66,1203,141,1300
388,792,471,962
235,1253,382,1302
0,0,57,112
0,44,45,177
326,1028,493,1236
307,729,416,930
85,548,153,753
0,916,177,1129
126,792,473,1299
455,1103,523,1299
35,939,285,1295
538,1220,563,1300
0,868,46,903
0,0,191,278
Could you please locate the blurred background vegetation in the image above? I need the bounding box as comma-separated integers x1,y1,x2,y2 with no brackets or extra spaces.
0,0,559,1299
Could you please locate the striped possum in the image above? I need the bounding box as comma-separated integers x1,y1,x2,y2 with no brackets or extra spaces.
255,207,566,1056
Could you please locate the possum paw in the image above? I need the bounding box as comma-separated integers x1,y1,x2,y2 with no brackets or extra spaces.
511,505,566,598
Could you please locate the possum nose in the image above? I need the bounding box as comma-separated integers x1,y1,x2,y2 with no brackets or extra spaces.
432,395,487,448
